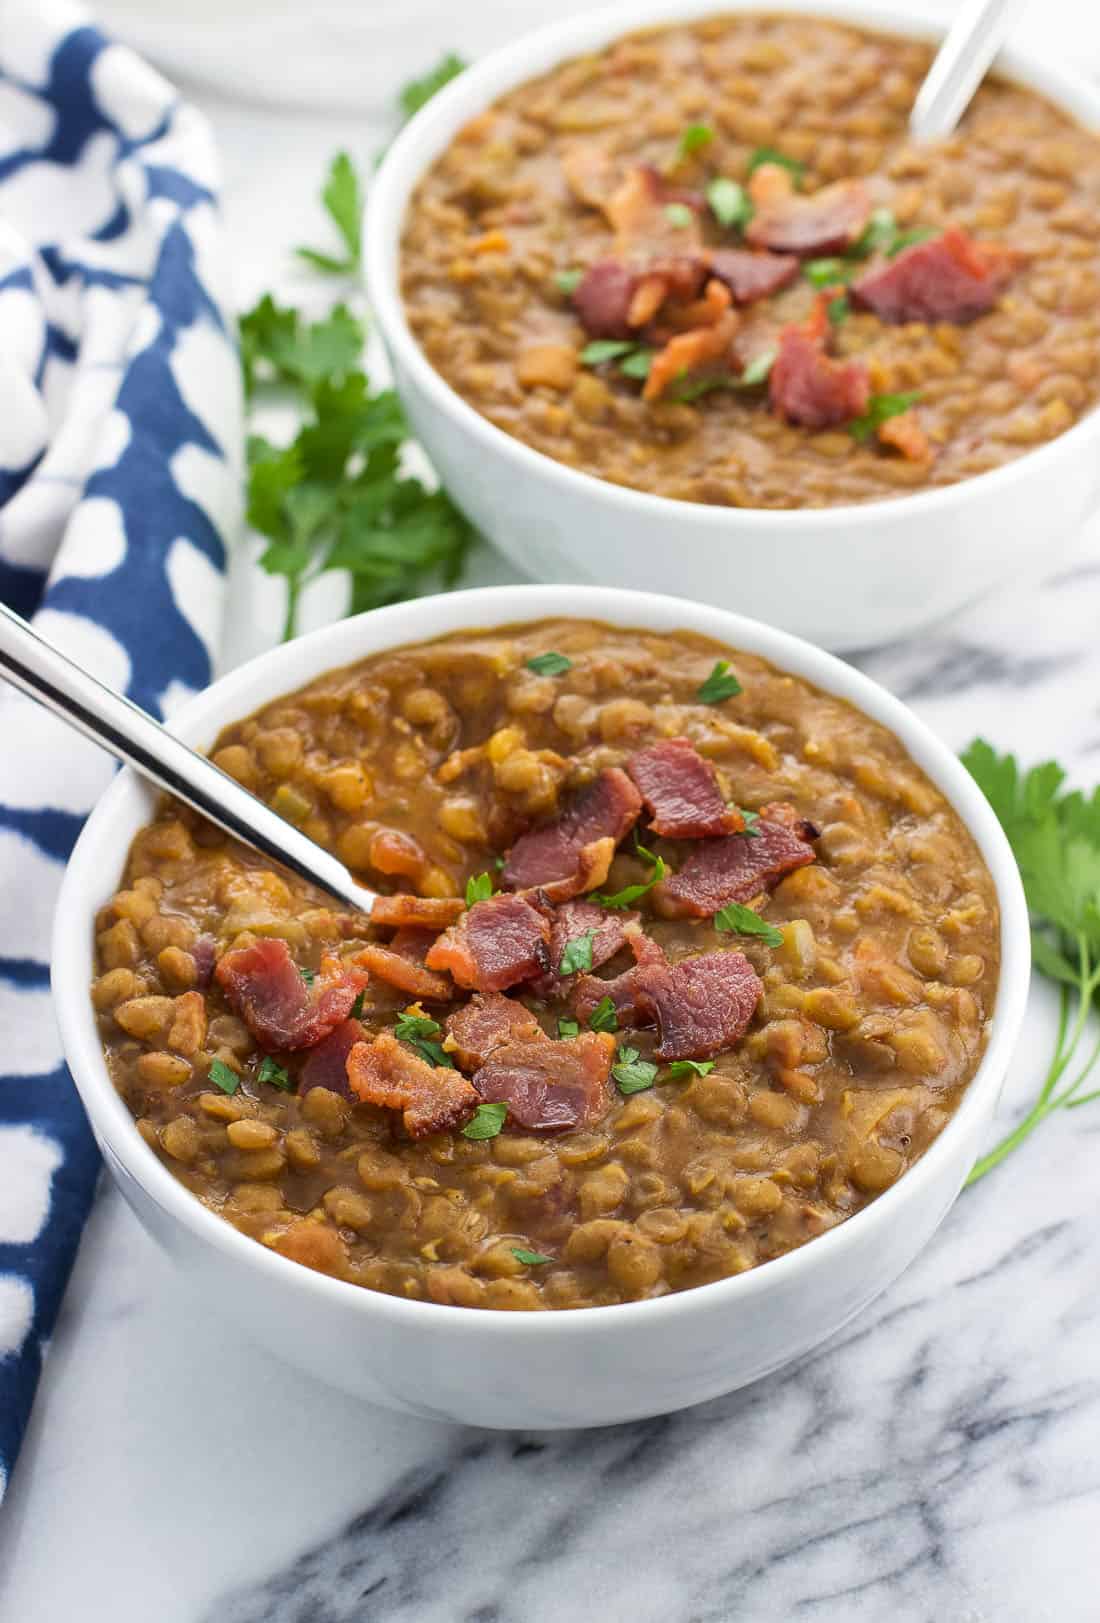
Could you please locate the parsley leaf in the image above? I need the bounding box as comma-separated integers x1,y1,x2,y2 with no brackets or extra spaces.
707,177,752,230
619,348,654,380
393,1011,455,1069
739,807,762,837
349,990,366,1020
258,1056,294,1092
696,660,743,704
962,739,1100,1182
465,872,494,905
299,966,316,986
525,651,572,676
664,202,695,229
295,152,363,276
400,51,466,120
739,347,778,388
715,902,784,948
613,1045,659,1095
747,147,805,186
889,226,937,257
581,339,638,366
827,294,850,326
588,996,619,1034
598,837,668,908
555,268,583,295
559,929,597,977
803,257,857,289
208,1058,240,1096
558,1017,580,1039
463,1101,508,1140
663,1059,716,1080
677,123,715,159
511,1247,553,1266
848,391,921,443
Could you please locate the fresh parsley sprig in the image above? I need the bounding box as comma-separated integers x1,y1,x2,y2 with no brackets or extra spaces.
393,1011,455,1069
963,740,1100,1183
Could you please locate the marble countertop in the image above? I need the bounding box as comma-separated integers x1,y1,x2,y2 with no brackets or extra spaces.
3,4,1100,1618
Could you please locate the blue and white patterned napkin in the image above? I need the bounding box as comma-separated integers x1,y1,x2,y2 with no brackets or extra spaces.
0,1,240,1501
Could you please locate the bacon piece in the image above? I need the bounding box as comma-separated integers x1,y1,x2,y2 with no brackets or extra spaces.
627,737,744,838
299,1017,365,1093
502,768,642,895
606,164,704,258
370,894,465,930
425,893,551,993
346,1033,479,1137
655,804,817,918
746,174,870,258
644,308,739,403
535,836,617,905
357,927,453,1002
769,312,870,429
473,1030,615,1131
562,144,618,210
532,897,640,996
709,248,800,304
634,951,763,1060
574,258,637,339
878,409,932,462
851,227,1021,324
572,929,666,1026
215,938,368,1052
444,993,544,1072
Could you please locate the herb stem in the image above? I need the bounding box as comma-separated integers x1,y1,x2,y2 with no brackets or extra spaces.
282,577,302,643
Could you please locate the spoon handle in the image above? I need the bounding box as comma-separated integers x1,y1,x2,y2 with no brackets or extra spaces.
0,601,376,916
910,0,1028,143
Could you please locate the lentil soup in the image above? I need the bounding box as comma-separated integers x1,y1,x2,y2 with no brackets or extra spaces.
400,13,1100,508
93,620,999,1310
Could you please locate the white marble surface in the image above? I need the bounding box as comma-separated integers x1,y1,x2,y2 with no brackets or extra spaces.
4,3,1100,1618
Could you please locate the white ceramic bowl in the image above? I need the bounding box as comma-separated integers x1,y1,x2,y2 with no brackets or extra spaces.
366,0,1100,652
55,585,1030,1429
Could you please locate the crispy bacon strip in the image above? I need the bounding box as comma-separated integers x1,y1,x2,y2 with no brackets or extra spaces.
370,894,466,930
644,308,739,403
346,1032,479,1137
356,928,453,1002
746,170,870,258
215,938,368,1052
425,893,551,993
473,1030,615,1131
445,993,544,1072
627,737,744,838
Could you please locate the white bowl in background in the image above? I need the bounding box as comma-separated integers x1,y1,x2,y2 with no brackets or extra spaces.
54,585,1029,1428
366,0,1100,652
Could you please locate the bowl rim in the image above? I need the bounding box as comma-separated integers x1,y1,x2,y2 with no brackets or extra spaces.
365,0,1100,529
54,584,1031,1337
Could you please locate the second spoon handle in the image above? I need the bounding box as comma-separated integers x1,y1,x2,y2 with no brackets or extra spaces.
0,601,377,916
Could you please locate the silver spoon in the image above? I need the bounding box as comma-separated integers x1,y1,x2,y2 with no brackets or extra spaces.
910,0,1029,143
0,600,377,916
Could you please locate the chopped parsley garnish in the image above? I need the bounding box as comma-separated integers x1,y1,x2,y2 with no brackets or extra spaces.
559,929,597,977
511,1247,553,1266
707,177,752,230
827,294,850,326
580,339,637,366
349,990,366,1020
848,391,921,443
399,50,466,120
618,348,654,380
525,650,572,676
588,996,619,1034
889,226,936,257
664,202,695,229
598,835,668,909
208,1058,240,1096
462,1101,508,1140
962,740,1100,1183
492,854,506,871
557,1017,580,1040
465,872,494,905
258,1056,294,1091
803,257,857,288
555,268,583,295
663,1059,716,1081
613,1046,659,1095
299,966,316,986
714,902,784,948
739,808,761,837
739,347,777,388
393,1011,455,1069
677,123,715,160
696,660,743,704
851,209,936,261
675,348,776,402
747,146,805,186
